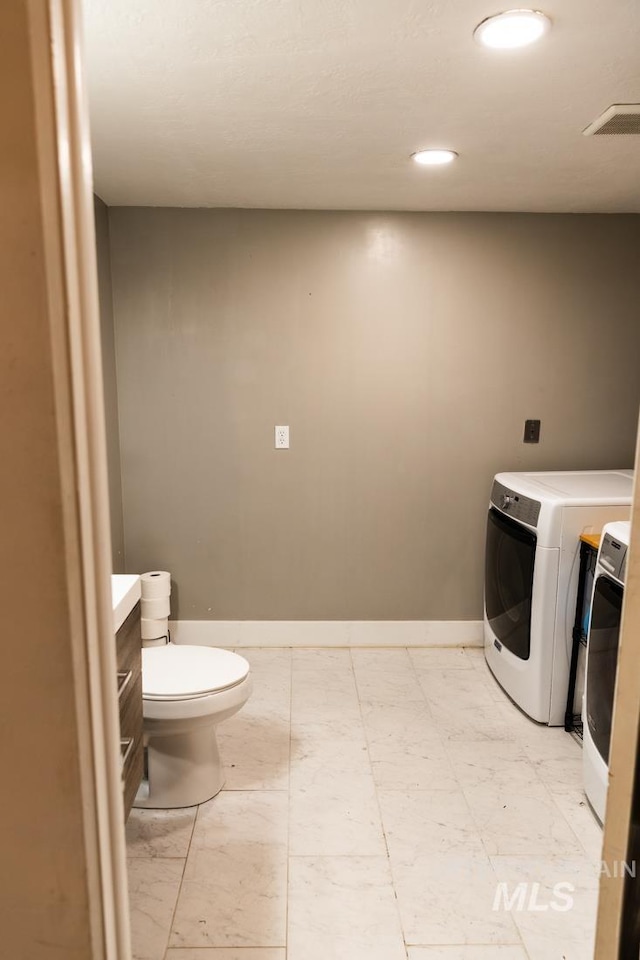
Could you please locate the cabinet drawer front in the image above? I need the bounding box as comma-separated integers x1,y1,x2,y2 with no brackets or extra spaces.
116,602,143,819
122,734,143,819
120,669,143,818
116,601,142,675
120,669,142,739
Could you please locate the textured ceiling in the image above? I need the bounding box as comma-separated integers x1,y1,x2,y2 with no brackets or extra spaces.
84,0,640,211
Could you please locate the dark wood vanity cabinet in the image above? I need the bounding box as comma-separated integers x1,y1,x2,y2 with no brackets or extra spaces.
116,602,143,819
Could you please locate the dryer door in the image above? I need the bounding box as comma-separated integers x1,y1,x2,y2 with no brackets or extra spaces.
586,573,623,764
484,507,536,660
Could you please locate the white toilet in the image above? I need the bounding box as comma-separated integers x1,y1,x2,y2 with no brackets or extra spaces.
134,642,252,809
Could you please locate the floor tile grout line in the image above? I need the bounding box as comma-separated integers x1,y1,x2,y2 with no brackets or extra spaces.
404,642,437,710
351,646,409,958
286,647,294,954
288,852,406,859
349,647,392,859
530,774,591,843
552,788,604,863
127,853,187,860
162,807,198,960
404,940,526,945
353,645,431,708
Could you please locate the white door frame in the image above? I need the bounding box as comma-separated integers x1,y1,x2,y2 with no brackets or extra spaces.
29,0,130,955
596,415,640,957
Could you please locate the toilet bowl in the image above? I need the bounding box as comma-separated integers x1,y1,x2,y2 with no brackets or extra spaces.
134,643,251,809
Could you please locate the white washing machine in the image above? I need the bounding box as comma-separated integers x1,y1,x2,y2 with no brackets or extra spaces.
484,470,633,725
583,520,631,823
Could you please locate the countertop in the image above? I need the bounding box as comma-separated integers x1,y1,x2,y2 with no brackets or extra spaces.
111,574,141,632
579,533,602,550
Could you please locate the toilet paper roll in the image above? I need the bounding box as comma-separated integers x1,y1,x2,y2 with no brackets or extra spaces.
141,595,171,619
141,571,171,599
141,616,169,641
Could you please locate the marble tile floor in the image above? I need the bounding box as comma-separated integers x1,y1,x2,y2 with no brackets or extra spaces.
126,645,603,960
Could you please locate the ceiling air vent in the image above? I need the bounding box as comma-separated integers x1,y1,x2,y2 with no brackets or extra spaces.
583,104,640,136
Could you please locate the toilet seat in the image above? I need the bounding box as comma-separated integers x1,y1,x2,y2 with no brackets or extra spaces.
142,644,250,701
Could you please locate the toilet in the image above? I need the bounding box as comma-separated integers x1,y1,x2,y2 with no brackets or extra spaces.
134,642,251,809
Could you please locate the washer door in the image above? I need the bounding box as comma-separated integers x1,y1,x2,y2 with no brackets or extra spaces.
484,507,536,661
586,573,623,764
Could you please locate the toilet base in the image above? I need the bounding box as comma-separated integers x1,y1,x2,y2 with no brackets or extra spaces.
133,722,225,809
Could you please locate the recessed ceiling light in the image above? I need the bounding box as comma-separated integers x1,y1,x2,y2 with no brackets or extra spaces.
411,149,458,166
474,9,551,49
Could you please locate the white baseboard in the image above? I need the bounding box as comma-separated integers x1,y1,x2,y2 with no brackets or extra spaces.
168,620,483,648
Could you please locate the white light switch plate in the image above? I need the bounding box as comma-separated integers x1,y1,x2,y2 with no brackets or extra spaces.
275,425,289,449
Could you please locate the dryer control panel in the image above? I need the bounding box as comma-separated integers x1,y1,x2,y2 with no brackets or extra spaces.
490,480,541,528
599,533,628,584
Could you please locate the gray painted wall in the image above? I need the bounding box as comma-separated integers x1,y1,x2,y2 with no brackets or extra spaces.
108,209,640,620
94,195,125,572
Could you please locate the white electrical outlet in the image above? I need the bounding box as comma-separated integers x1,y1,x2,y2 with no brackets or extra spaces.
275,425,289,449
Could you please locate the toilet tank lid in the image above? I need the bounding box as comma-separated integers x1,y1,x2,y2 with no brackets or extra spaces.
142,644,250,699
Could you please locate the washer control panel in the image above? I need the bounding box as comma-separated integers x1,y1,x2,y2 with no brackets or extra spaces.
490,480,541,528
599,533,627,584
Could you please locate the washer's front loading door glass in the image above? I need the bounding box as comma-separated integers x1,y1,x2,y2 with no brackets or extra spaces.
485,508,536,660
